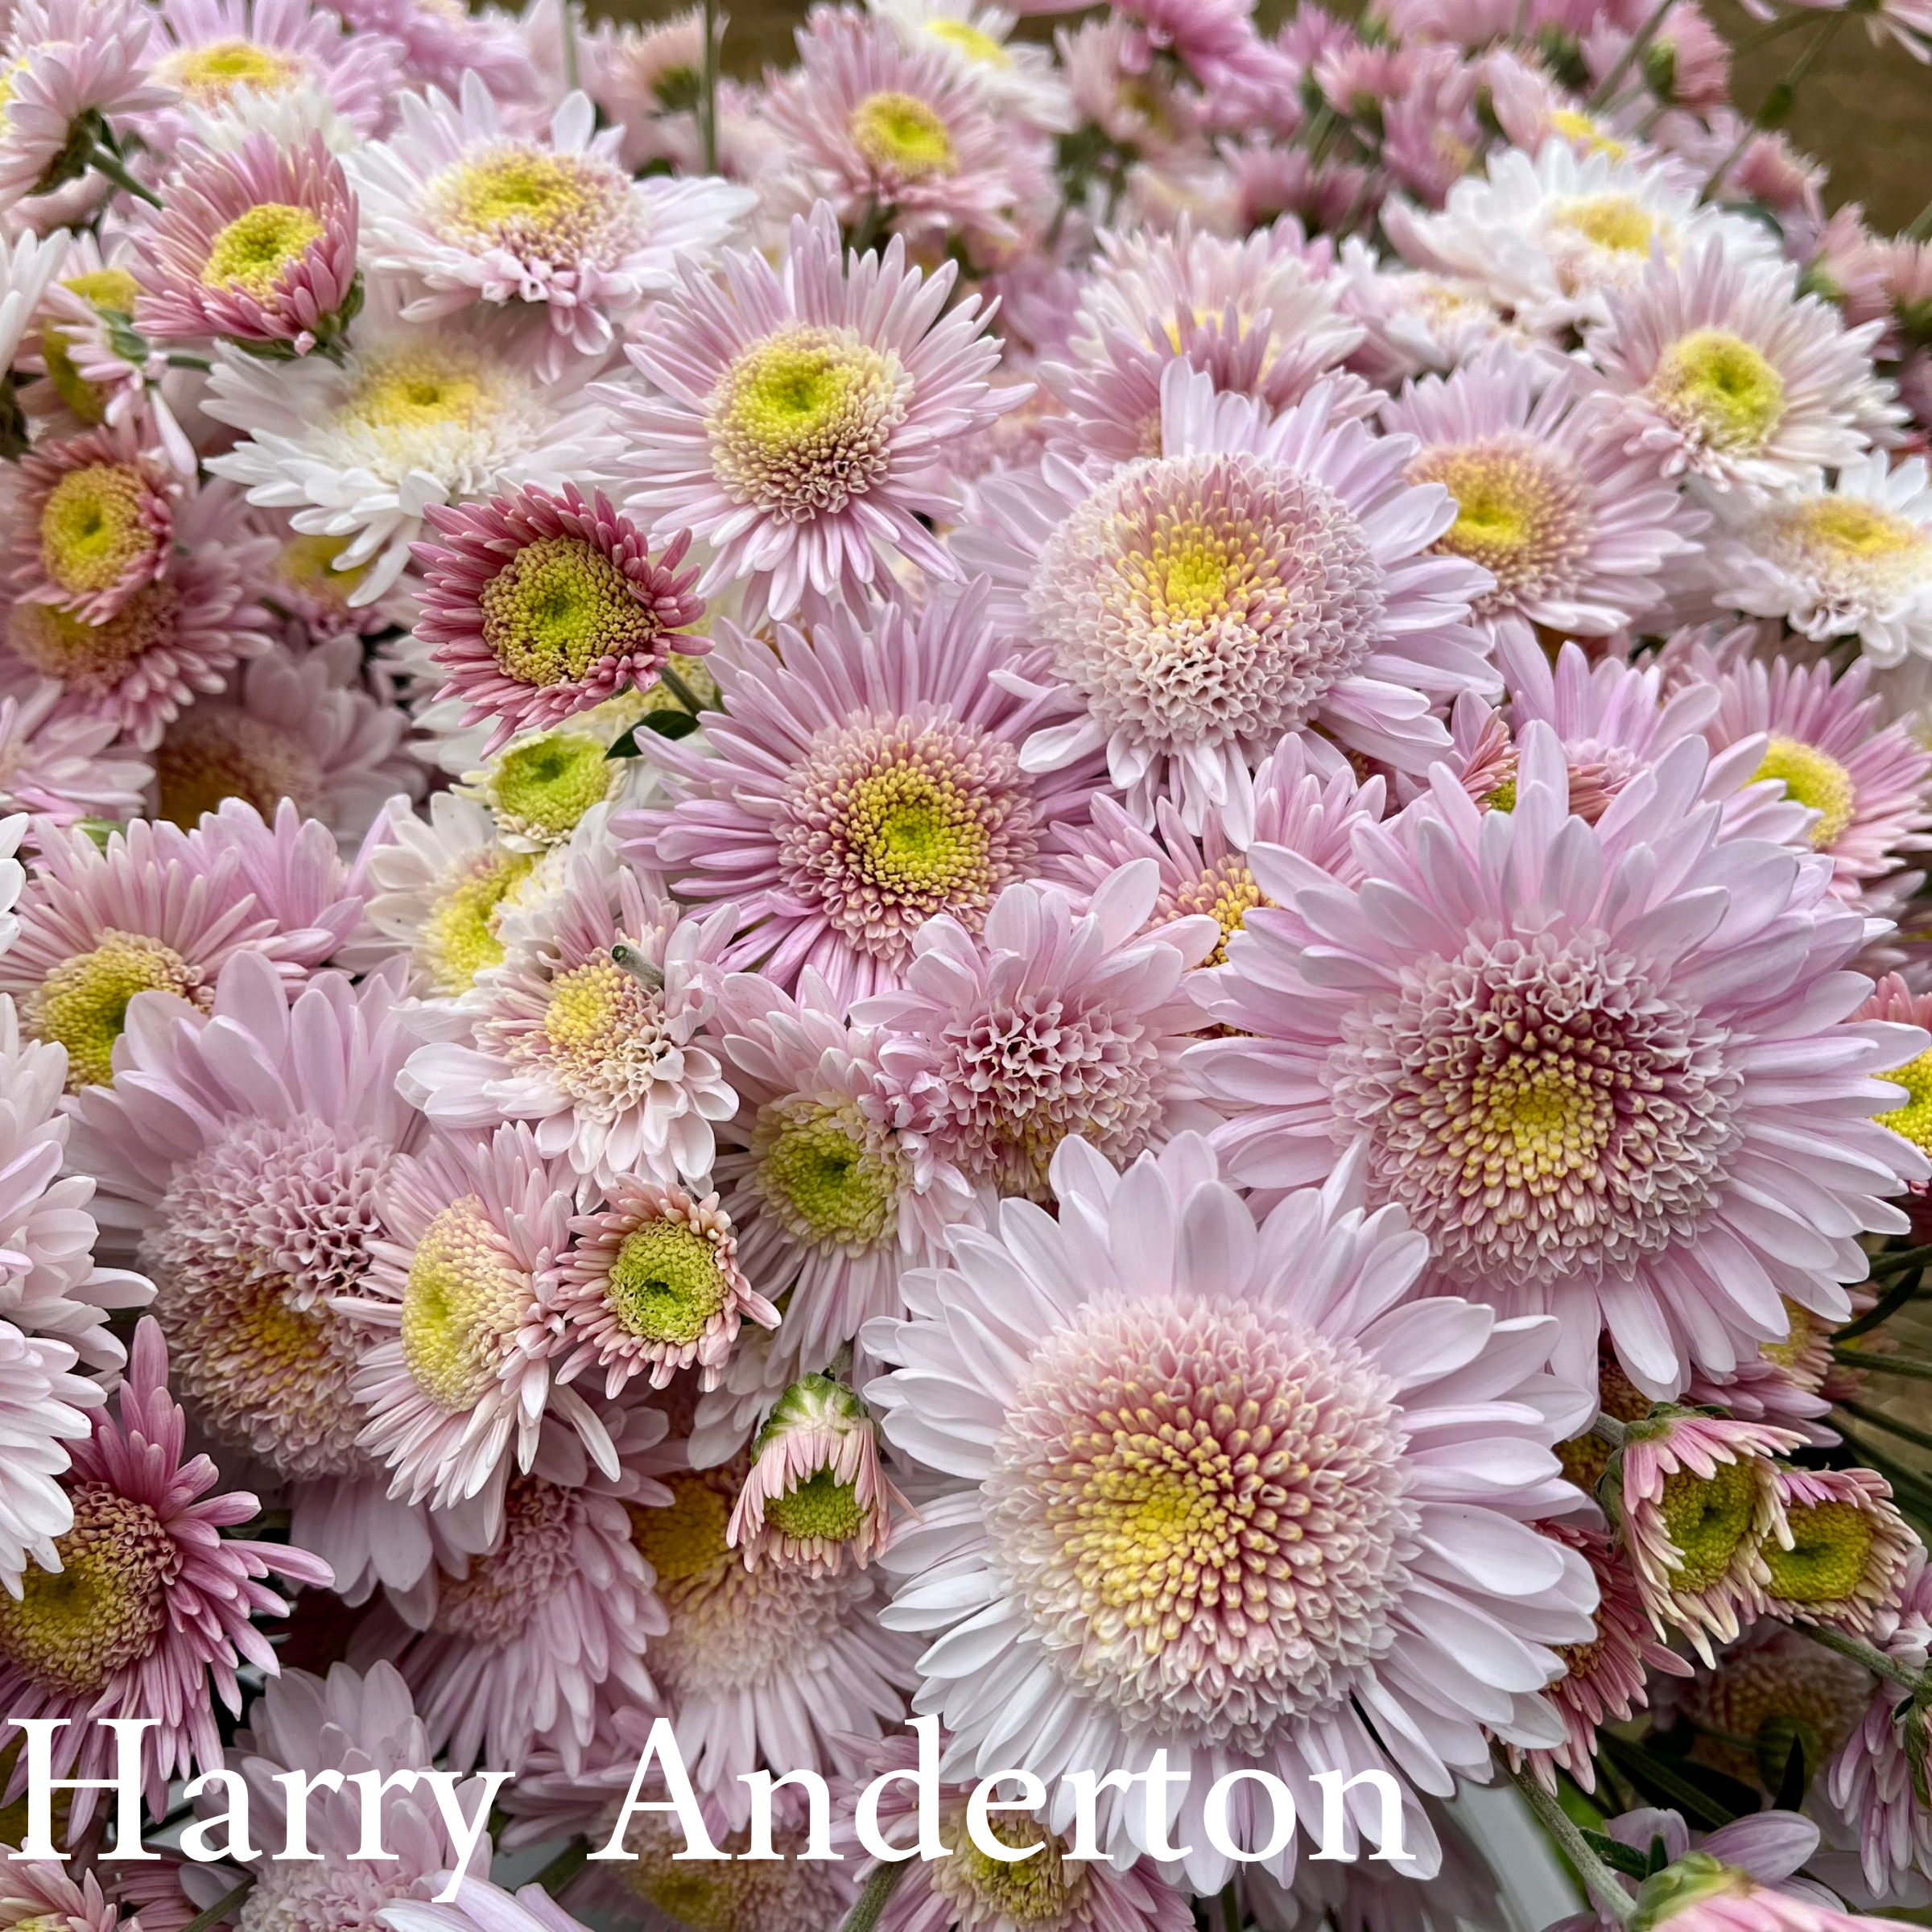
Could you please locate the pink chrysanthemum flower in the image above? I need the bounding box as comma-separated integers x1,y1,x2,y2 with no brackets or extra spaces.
767,7,1049,266
1039,217,1368,468
1701,653,1932,906
398,832,738,1188
617,581,1095,1002
1191,723,1930,1398
859,863,1220,1204
1,484,277,750
870,1133,1598,1889
609,200,1015,623
331,0,535,103
957,364,1497,840
1379,345,1705,643
411,484,704,759
1759,1464,1915,1638
1587,242,1903,491
137,131,360,355
556,1176,778,1394
353,76,755,378
727,1372,903,1575
0,1861,122,1932
353,1406,667,1776
0,1317,330,1829
0,676,147,825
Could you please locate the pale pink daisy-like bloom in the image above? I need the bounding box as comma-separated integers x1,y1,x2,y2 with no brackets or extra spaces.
0,1311,101,1596
0,1316,331,1829
341,1121,620,1519
1587,242,1903,493
353,1406,667,1776
766,7,1049,266
870,0,1075,134
1700,653,1932,906
1379,345,1705,644
1195,721,1930,1398
555,1175,778,1394
957,363,1497,840
398,832,738,1188
1040,217,1369,469
411,484,704,759
0,1861,123,1932
0,483,277,751
383,1880,596,1932
869,1133,1598,1889
1113,0,1287,94
617,580,1095,1003
609,200,1016,624
332,0,535,104
832,1730,1196,1932
1759,1464,1916,1638
859,863,1220,1204
726,1372,904,1575
135,131,360,357
0,676,148,826
351,75,755,378
1330,236,1521,386
1698,455,1932,667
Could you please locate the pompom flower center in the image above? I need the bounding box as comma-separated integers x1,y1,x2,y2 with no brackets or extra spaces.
156,706,328,829
749,1097,898,1250
1876,1049,1932,1154
327,344,535,485
1647,328,1787,456
498,954,671,1109
0,1484,176,1695
400,1197,528,1410
1752,496,1932,613
1028,452,1386,755
985,1297,1415,1748
1328,930,1743,1290
27,930,201,1090
708,324,910,522
39,464,155,595
1408,436,1591,610
762,1469,865,1544
421,848,535,995
433,1476,575,1645
848,90,959,180
1658,1459,1757,1592
201,203,324,297
159,38,306,105
1752,735,1856,848
932,1806,1089,1929
1760,1501,1872,1607
605,1220,729,1346
477,535,660,689
630,1472,732,1584
1549,193,1656,257
429,147,634,261
7,585,181,695
606,1817,851,1932
1168,856,1266,965
486,729,615,843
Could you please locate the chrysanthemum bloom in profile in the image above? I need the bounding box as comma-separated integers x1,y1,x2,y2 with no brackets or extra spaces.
556,1175,778,1393
136,131,360,356
870,1133,1599,1889
1041,216,1368,466
1756,1465,1915,1638
204,293,624,603
832,1731,1196,1932
383,1879,594,1932
1699,454,1932,666
1191,724,1930,1398
353,1406,667,1776
1699,653,1932,908
398,834,738,1187
727,1373,903,1575
1381,140,1775,335
0,677,148,825
411,484,704,758
957,364,1496,840
1,484,277,750
609,200,1015,623
0,1317,330,1827
352,75,755,377
766,8,1048,265
617,581,1097,1002
1586,242,1901,492
1379,345,1704,646
344,1121,620,1517
860,864,1220,1204
622,1446,919,1826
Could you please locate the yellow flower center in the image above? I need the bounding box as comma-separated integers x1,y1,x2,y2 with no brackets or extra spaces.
1549,108,1629,159
1877,1049,1932,1154
848,89,958,180
628,1472,730,1584
540,956,648,1059
1550,192,1656,255
486,729,614,843
1752,736,1856,848
842,764,993,898
39,464,154,595
420,849,535,997
275,531,369,610
27,931,198,1090
201,202,323,298
1170,857,1266,965
8,585,179,692
1802,497,1923,561
1409,438,1590,609
933,1806,1088,1928
1649,328,1787,456
751,1097,897,1250
927,17,1008,62
1154,536,1231,624
1759,1297,1818,1375
399,1198,526,1410
65,266,138,312
341,346,493,433
428,147,625,258
478,535,659,687
159,37,305,105
155,707,326,830
1761,1501,1874,1607
1659,1459,1759,1593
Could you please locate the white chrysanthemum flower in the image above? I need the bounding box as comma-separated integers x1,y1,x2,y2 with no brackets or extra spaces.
0,229,70,371
1699,453,1932,667
178,75,365,152
0,811,24,960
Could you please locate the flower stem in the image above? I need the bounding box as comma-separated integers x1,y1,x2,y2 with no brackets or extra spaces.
89,143,162,208
841,1861,908,1932
532,1838,589,1897
1502,1757,1637,1926
1909,195,1932,243
657,663,707,714
1587,0,1678,109
179,1880,255,1932
1797,1620,1926,1693
700,0,721,175
1702,10,1844,197
1835,1346,1932,1381
1592,1412,1629,1447
1220,1880,1242,1932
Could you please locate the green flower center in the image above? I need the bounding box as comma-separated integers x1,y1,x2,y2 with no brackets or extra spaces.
478,535,658,688
1761,1501,1874,1605
762,1468,866,1543
848,89,958,180
421,849,535,996
201,202,323,298
933,1807,1088,1927
400,1198,526,1410
1648,328,1786,456
488,729,613,841
42,268,139,426
1659,1458,1758,1592
605,1221,729,1346
752,1099,897,1250
1752,735,1856,848
275,530,369,609
1878,1049,1932,1154
28,931,197,1090
39,463,153,593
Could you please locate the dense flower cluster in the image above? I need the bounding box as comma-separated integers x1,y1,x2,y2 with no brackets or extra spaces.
0,0,1930,1929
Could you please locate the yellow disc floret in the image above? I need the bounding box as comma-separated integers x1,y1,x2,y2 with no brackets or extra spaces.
27,931,199,1090
848,89,958,180
39,464,155,596
201,203,324,298
400,1198,527,1410
1752,736,1856,848
1649,328,1787,456
158,38,305,105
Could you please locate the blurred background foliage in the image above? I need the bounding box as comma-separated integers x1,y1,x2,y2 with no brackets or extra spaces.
590,0,1932,231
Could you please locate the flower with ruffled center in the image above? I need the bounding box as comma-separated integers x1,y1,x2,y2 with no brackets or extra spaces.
413,484,703,758
156,699,322,831
1756,1465,1913,1637
584,1811,854,1932
8,425,177,628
